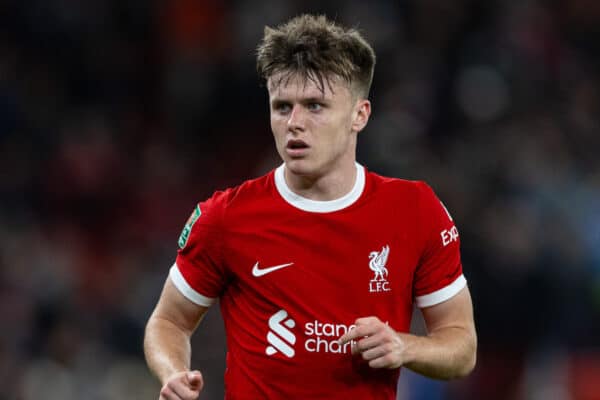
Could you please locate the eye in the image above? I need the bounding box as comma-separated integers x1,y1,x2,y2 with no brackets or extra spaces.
307,102,322,112
273,102,291,114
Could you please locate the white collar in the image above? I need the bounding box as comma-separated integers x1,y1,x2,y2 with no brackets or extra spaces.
274,163,365,213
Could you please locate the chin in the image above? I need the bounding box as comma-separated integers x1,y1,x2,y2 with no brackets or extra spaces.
284,159,317,176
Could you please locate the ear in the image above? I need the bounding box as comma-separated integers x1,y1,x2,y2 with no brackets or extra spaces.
351,99,371,133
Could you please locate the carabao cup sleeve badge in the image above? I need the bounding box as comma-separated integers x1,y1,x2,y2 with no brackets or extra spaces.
178,205,202,249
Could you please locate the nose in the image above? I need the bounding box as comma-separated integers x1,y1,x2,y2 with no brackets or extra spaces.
287,104,305,132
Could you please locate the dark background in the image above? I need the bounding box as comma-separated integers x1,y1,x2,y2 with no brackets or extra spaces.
1,1,599,399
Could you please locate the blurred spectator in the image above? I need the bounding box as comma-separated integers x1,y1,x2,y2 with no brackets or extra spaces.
1,0,599,398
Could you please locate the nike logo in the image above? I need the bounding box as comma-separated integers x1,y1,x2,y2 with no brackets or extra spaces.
252,262,294,277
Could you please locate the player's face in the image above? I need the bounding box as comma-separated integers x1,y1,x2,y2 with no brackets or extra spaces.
268,73,370,178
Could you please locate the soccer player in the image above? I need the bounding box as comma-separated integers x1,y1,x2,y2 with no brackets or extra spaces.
144,14,477,400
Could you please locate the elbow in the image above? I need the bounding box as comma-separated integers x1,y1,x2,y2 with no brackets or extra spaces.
439,352,476,381
436,332,477,380
453,334,477,379
455,349,477,379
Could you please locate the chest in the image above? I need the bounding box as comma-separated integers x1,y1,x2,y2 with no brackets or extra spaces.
222,206,422,323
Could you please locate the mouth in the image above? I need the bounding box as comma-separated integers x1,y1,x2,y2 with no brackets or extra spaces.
285,139,310,158
286,139,309,150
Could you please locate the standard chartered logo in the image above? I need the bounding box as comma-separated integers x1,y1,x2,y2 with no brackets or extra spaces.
266,310,356,358
304,320,355,353
266,309,296,358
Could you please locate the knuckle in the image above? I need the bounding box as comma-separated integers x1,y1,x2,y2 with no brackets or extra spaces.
361,347,373,359
356,340,367,351
167,380,178,390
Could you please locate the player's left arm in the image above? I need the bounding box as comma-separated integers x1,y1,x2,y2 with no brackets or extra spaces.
339,286,476,379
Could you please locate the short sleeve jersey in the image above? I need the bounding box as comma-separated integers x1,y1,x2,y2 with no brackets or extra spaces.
171,163,466,399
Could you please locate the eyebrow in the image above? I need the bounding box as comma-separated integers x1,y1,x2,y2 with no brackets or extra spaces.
301,97,329,104
270,96,330,105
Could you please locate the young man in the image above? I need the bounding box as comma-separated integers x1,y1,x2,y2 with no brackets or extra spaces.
144,14,476,400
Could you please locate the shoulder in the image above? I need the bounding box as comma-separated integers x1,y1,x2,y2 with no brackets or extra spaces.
365,169,434,200
203,170,275,212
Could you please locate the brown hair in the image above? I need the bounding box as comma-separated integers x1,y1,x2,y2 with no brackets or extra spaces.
256,14,376,98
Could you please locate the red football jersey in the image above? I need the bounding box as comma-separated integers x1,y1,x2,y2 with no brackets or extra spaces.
172,163,466,399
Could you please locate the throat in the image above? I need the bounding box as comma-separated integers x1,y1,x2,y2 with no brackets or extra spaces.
284,164,357,201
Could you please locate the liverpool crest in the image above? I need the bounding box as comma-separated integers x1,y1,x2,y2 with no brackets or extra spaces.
369,245,391,293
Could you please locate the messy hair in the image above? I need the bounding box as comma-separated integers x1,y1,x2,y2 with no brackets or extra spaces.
256,14,376,98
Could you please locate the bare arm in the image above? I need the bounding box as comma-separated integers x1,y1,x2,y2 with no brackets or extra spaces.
403,286,477,378
339,286,477,380
144,277,210,399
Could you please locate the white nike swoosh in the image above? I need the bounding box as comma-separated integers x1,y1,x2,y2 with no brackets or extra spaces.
252,262,294,277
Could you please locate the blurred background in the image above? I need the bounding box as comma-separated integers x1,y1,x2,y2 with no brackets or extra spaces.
1,0,599,399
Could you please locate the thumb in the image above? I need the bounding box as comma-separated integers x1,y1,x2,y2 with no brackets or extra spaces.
186,371,203,390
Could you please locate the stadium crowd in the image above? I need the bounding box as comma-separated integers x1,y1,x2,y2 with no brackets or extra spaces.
0,1,599,399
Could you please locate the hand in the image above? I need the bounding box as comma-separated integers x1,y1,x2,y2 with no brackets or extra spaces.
159,370,204,400
338,316,410,369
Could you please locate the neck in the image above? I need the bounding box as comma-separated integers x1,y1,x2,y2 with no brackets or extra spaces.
284,159,357,201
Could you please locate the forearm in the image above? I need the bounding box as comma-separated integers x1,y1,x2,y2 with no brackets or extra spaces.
401,326,477,380
144,315,193,385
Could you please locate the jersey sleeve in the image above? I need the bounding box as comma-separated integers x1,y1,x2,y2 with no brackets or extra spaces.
170,191,229,307
413,182,466,308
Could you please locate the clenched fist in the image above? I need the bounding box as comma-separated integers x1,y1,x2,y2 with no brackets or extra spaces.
159,370,204,400
338,316,411,369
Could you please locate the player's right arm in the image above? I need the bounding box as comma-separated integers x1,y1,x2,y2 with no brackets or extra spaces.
146,193,229,398
144,276,209,400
